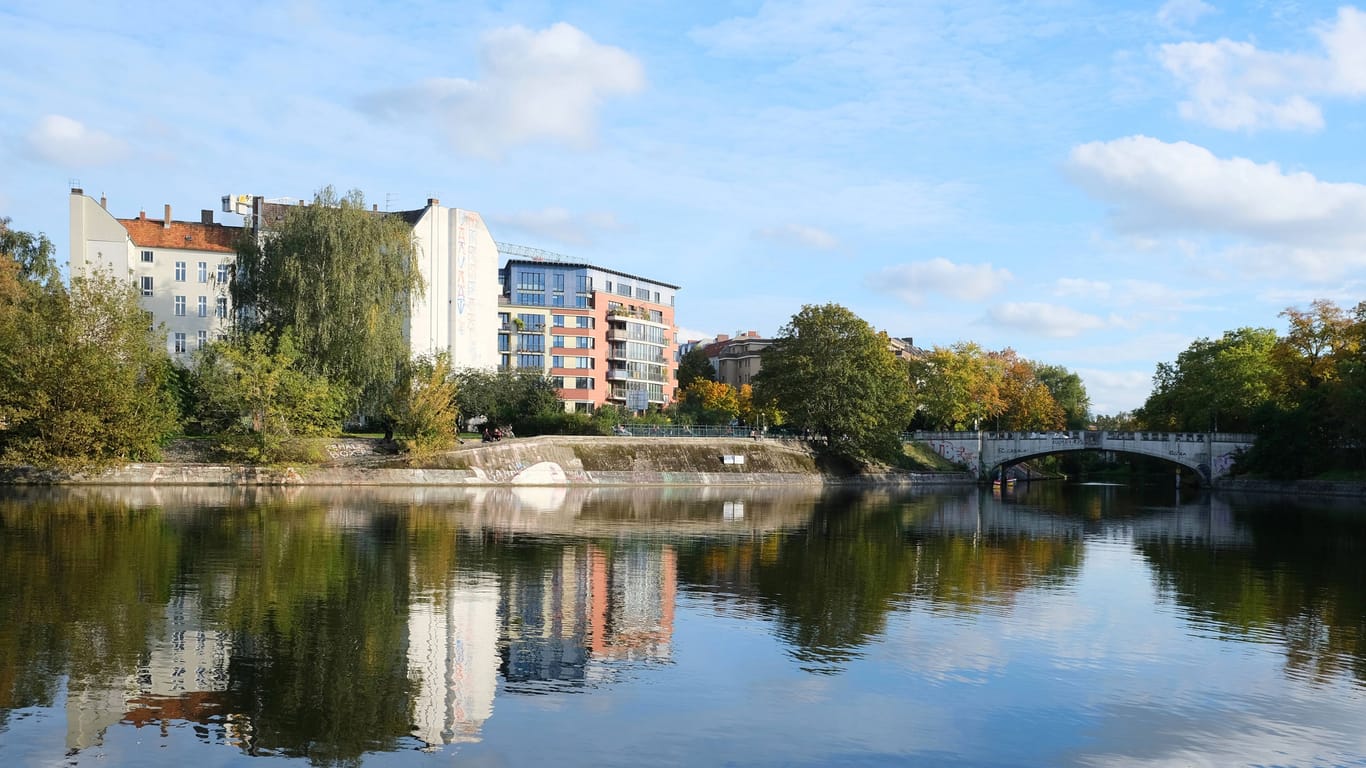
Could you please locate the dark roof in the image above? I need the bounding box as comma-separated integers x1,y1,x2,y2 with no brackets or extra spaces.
501,257,681,290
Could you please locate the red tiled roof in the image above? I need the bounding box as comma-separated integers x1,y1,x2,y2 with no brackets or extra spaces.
118,218,241,253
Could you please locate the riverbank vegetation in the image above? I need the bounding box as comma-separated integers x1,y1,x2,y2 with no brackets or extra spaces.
3,209,1090,472
1129,299,1366,480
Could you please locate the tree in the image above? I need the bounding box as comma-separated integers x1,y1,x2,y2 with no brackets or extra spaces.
191,331,347,462
753,303,914,461
677,379,740,425
393,353,460,454
452,368,561,433
676,346,715,391
231,186,423,418
909,342,1006,430
1035,364,1091,429
2,219,178,468
1137,328,1278,432
992,349,1064,431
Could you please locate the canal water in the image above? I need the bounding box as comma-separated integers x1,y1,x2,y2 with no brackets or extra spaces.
0,483,1363,767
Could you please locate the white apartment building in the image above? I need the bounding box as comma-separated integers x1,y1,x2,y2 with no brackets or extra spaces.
71,189,501,370
69,188,237,359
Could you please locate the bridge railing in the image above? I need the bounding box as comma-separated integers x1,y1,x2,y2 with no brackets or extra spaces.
905,430,1257,444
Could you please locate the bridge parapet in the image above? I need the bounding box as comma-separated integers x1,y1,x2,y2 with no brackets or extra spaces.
907,430,1256,485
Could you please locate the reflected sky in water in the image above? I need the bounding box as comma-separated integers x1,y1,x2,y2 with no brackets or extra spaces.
1,483,1364,767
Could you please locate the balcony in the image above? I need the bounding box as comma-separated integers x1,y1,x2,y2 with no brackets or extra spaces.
607,369,629,381
606,328,629,342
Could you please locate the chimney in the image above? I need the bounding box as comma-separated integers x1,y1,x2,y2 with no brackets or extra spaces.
71,187,83,195
372,204,378,212
716,334,729,342
99,194,107,209
163,204,172,229
139,210,146,220
201,209,213,225
427,197,439,207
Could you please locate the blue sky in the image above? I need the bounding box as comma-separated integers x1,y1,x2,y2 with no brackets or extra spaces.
4,0,1365,415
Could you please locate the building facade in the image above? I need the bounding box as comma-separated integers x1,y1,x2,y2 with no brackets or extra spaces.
69,188,238,359
496,244,679,412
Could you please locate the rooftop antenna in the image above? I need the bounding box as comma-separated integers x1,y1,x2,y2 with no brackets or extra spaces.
68,177,81,190
385,192,397,211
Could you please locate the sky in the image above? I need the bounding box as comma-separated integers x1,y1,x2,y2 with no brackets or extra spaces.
3,0,1365,415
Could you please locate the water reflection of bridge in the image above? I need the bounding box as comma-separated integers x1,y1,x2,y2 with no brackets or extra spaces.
916,491,1250,547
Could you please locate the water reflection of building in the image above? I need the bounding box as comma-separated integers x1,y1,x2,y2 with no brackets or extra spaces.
65,592,233,751
407,576,500,748
500,544,677,690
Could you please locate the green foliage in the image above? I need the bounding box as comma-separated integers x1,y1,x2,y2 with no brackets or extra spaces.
231,186,422,418
676,345,716,390
190,331,348,463
1035,364,1091,429
753,303,914,462
1,221,178,469
453,368,563,434
1136,327,1279,432
909,342,1005,430
393,353,460,455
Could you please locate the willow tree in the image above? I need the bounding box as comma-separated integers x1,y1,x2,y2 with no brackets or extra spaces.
753,303,914,461
231,187,423,418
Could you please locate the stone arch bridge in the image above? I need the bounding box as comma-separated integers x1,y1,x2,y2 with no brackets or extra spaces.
911,430,1256,485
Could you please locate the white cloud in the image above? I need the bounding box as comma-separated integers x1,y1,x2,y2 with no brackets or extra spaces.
1159,6,1366,131
24,114,127,167
1066,136,1366,275
360,23,644,157
753,223,839,250
1054,278,1112,298
984,302,1106,338
490,207,623,247
869,258,1012,305
1157,0,1215,30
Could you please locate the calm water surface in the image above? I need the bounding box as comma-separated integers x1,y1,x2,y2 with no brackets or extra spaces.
1,483,1364,767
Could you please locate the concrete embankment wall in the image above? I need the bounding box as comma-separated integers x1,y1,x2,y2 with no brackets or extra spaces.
1213,477,1366,498
0,436,975,487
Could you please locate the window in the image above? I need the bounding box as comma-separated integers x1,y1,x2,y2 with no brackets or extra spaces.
551,376,565,388
576,316,592,329
516,353,543,369
577,275,592,293
617,283,632,297
216,297,228,319
499,312,510,328
498,335,510,352
605,280,613,293
174,296,186,316
552,315,566,327
516,292,545,306
197,330,207,349
575,295,589,308
552,355,564,368
576,377,594,390
198,262,208,282
654,291,660,303
649,309,663,323
551,294,564,307
520,334,545,352
197,296,207,317
175,261,186,281
552,335,565,348
576,336,593,349
217,263,231,283
576,356,593,369
141,250,154,263
173,332,186,353
141,276,154,296
552,273,564,291
516,313,545,331
636,286,650,300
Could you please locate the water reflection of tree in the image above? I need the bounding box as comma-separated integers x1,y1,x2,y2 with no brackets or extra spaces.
676,492,1082,670
1137,502,1366,685
0,496,177,721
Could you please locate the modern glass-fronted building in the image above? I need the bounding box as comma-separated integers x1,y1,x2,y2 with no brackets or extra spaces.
497,244,679,412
